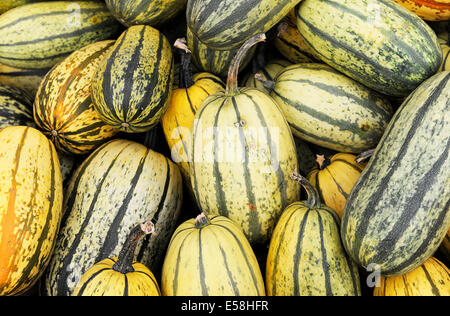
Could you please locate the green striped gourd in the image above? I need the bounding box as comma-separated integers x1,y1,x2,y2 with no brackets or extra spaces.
341,71,450,276
105,0,187,27
34,40,119,155
186,26,256,78
0,83,34,129
266,173,361,296
190,34,300,245
162,214,265,296
186,0,302,50
44,139,183,296
0,63,49,98
0,126,63,296
296,0,442,97
0,1,120,70
267,63,393,153
244,59,292,93
92,25,174,133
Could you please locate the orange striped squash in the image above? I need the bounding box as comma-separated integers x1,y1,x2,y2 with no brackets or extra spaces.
392,0,450,21
0,126,63,296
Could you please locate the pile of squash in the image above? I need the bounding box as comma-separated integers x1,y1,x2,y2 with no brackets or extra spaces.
0,0,448,297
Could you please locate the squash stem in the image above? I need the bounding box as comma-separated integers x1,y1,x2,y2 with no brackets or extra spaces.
254,74,275,91
174,38,195,89
290,171,321,209
316,154,331,170
194,212,210,229
112,221,155,274
226,33,266,95
355,148,375,164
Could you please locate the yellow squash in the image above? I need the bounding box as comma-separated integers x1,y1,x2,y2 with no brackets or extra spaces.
307,153,366,218
374,257,450,296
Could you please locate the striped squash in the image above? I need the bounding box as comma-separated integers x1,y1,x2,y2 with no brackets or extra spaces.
268,63,393,153
0,1,120,70
296,0,443,97
392,0,450,21
162,214,266,296
0,83,34,129
190,34,300,245
341,71,450,277
43,139,183,296
186,0,302,50
105,0,187,27
307,153,366,219
186,26,256,78
0,126,63,296
73,221,161,296
244,59,292,93
374,257,450,296
162,39,225,184
266,173,361,296
34,40,119,155
92,25,174,133
274,20,318,64
0,63,49,98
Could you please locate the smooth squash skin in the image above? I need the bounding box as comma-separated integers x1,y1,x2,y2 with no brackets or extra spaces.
266,173,361,296
296,0,442,97
34,40,119,155
307,153,366,219
186,0,302,50
91,25,174,133
190,34,300,245
0,1,120,69
392,0,450,21
341,71,450,277
0,126,63,296
73,221,161,296
105,0,187,27
374,257,450,296
161,214,266,296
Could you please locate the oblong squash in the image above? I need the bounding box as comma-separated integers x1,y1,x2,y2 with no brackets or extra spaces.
268,63,393,153
341,71,450,276
161,214,266,296
0,83,34,129
190,34,300,245
0,1,120,69
34,40,119,155
43,139,183,296
105,0,187,27
92,25,174,133
374,257,450,296
296,0,442,97
0,126,63,296
266,173,361,296
307,153,366,219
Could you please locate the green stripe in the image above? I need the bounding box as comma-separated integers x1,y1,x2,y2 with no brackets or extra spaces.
293,209,310,296
421,265,440,296
76,267,111,296
198,228,208,295
317,212,333,296
333,158,363,173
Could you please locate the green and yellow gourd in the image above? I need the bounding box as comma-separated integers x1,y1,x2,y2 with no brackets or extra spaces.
92,25,174,133
307,153,366,219
105,0,187,27
161,38,225,184
44,139,183,296
263,63,393,153
374,257,450,296
296,0,442,97
162,214,265,296
266,172,361,296
74,221,161,296
244,59,292,94
186,0,302,50
190,34,300,245
0,83,34,129
0,126,63,296
0,1,120,70
341,71,450,277
186,26,256,78
34,40,119,155
0,63,49,98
